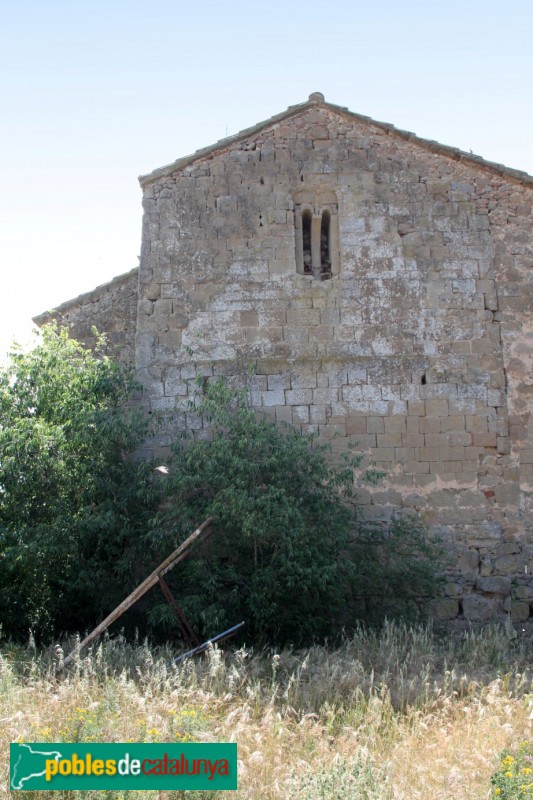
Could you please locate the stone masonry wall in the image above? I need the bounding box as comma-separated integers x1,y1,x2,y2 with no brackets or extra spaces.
135,99,533,628
33,99,533,628
488,181,533,623
34,268,139,363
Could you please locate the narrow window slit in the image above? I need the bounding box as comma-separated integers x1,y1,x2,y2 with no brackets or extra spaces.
302,209,312,274
321,210,331,278
293,191,339,278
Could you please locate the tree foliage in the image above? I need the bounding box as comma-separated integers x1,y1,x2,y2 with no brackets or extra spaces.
0,329,443,645
150,376,443,646
0,326,160,636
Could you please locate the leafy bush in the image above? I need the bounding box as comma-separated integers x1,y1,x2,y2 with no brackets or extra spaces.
0,328,442,645
0,326,161,637
149,376,443,646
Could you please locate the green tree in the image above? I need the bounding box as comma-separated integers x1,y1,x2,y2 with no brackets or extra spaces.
150,377,442,646
0,326,160,637
0,329,442,645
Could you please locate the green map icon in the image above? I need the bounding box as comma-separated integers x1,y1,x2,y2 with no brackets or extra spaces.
11,744,63,790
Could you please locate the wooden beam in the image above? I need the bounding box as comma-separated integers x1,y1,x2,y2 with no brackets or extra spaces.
58,518,213,671
158,575,201,647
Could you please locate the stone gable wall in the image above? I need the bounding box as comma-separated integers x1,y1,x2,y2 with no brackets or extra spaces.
34,103,533,627
135,105,533,627
34,268,139,363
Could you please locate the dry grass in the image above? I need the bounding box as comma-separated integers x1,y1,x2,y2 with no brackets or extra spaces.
1,622,532,799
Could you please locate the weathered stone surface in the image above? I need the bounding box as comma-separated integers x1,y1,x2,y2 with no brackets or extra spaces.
494,554,524,574
511,601,530,623
33,94,533,625
443,582,463,598
34,268,139,364
432,598,459,620
513,583,533,601
459,549,480,579
462,594,497,621
479,556,493,577
476,576,512,595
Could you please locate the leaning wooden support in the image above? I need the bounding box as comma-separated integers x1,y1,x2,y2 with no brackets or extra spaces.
58,518,213,672
158,574,200,647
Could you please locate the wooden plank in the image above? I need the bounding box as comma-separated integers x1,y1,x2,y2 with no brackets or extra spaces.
59,518,213,671
158,575,201,647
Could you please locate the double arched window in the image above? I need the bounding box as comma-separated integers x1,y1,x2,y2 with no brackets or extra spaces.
294,190,339,279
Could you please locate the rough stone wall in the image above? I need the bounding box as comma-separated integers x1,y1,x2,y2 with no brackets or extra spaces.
135,100,533,627
34,268,139,362
488,181,533,622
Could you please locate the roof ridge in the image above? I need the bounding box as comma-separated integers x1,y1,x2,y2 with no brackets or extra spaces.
138,94,533,189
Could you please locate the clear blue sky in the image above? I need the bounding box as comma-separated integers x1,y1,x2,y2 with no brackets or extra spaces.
1,0,532,358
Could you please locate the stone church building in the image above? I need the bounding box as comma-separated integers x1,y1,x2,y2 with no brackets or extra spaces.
35,93,533,625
